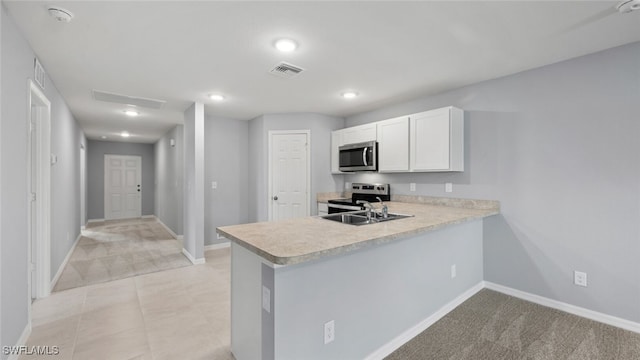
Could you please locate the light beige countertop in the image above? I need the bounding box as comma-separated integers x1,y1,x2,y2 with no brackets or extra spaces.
217,197,500,266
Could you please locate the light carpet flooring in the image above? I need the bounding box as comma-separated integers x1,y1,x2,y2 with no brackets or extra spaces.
54,218,191,292
24,247,231,360
386,289,640,360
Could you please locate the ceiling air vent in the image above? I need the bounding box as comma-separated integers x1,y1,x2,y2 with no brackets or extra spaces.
92,90,166,109
269,62,305,79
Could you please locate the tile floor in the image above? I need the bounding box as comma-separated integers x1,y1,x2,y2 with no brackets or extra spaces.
24,248,232,360
54,218,191,292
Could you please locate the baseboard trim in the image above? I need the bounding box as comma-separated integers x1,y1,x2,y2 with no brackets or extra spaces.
141,215,155,219
484,281,640,334
50,233,82,292
7,323,32,360
153,216,179,240
177,235,184,240
365,281,485,360
182,248,206,265
204,242,231,252
87,218,104,224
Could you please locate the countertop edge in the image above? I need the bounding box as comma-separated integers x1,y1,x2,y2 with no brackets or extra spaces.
218,209,499,266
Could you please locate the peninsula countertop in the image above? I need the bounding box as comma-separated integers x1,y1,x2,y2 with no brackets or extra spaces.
217,196,500,266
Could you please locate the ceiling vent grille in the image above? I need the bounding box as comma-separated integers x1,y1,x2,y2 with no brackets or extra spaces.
269,62,305,78
92,90,166,109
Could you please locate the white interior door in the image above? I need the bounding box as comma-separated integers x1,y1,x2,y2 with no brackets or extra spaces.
104,155,142,220
269,131,310,221
28,80,51,300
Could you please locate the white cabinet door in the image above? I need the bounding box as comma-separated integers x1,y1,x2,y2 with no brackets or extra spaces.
410,107,464,172
377,116,409,172
331,130,344,174
341,123,377,145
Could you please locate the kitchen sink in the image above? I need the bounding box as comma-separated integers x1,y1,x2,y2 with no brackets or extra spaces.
321,211,413,226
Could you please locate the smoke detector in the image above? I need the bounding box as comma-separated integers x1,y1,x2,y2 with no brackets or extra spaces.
48,6,74,22
617,0,640,13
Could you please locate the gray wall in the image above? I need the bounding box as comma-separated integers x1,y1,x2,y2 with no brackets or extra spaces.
154,125,184,236
344,42,640,323
205,116,249,246
86,140,155,220
248,113,345,222
1,4,86,355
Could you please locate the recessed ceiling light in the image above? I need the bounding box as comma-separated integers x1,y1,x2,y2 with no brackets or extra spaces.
121,131,130,138
124,110,139,117
342,91,359,99
100,135,107,139
275,39,297,52
209,94,225,101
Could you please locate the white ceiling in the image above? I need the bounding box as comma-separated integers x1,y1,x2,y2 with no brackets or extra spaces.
4,1,640,143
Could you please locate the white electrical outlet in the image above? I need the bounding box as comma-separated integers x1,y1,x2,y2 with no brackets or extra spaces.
574,271,587,287
262,286,271,313
451,264,457,278
445,182,453,193
324,320,335,344
410,183,416,192
211,181,218,189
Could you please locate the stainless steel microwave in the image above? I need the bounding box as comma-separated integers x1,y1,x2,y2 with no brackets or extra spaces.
339,141,378,172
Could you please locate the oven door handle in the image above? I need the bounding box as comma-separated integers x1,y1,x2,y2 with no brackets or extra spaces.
362,147,368,166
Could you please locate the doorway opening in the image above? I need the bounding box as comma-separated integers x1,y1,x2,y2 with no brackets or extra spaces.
28,80,52,300
267,130,311,221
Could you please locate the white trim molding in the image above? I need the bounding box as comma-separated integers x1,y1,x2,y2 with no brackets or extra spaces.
7,323,32,360
484,282,640,334
50,232,82,291
365,282,485,360
87,218,105,224
204,242,231,252
182,248,205,265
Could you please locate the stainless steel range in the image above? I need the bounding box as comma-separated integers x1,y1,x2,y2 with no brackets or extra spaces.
327,183,390,214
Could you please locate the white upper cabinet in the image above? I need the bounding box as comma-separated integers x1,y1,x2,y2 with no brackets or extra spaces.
330,106,464,174
409,106,464,172
330,130,344,174
341,123,377,145
377,116,409,172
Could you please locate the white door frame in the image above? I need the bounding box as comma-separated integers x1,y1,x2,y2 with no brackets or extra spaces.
80,143,86,229
267,130,311,221
104,154,142,220
27,79,51,301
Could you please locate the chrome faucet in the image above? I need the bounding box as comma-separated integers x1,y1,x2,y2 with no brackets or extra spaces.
356,200,375,221
376,197,389,218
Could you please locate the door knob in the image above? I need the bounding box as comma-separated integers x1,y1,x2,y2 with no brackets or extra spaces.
273,196,278,201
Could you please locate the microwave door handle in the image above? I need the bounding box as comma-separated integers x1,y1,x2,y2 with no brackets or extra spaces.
362,147,368,166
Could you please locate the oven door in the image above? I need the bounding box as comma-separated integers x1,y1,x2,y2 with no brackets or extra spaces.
339,141,377,172
327,203,362,214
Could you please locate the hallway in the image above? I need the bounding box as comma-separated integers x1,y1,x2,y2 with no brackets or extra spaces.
54,218,191,291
